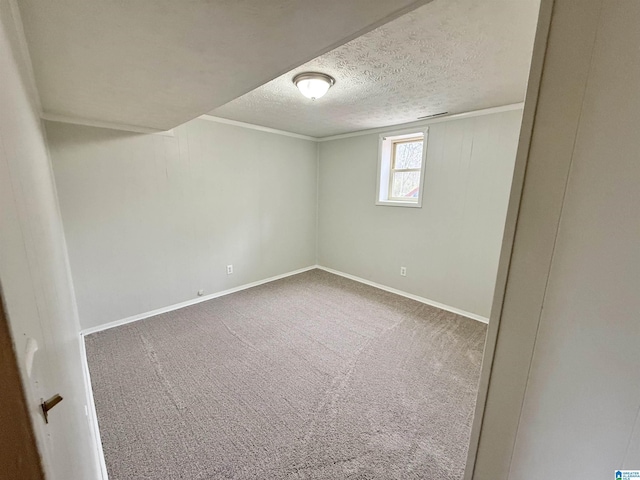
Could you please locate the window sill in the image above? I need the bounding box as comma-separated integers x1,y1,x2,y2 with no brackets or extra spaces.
375,200,422,208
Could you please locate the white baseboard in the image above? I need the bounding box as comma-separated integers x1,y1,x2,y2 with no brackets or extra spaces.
78,264,316,478
82,263,488,337
316,265,489,324
78,336,109,480
78,263,485,477
80,265,318,335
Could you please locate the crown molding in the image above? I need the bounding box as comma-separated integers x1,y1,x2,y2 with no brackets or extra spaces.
200,103,524,142
198,115,318,141
41,112,171,135
41,104,524,139
316,103,525,142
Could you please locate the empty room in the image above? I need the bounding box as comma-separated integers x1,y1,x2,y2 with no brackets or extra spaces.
5,0,539,478
5,0,639,479
55,0,539,475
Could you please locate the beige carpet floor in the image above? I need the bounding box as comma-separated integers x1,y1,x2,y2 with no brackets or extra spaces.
86,269,486,479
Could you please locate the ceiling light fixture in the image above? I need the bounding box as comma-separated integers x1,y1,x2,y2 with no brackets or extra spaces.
293,72,335,100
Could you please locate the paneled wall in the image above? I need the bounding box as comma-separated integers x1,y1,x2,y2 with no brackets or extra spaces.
48,119,318,330
317,109,522,318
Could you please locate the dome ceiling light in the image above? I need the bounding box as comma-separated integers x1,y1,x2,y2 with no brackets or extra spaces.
293,72,335,100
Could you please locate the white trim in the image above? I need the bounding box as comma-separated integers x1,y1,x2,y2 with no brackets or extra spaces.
74,261,488,480
375,200,423,208
199,104,523,143
314,143,321,264
317,103,524,142
80,263,488,337
80,266,317,335
375,127,428,208
463,2,554,478
198,115,317,141
78,336,109,480
77,262,486,477
316,265,489,324
41,112,169,135
40,105,523,140
152,129,175,138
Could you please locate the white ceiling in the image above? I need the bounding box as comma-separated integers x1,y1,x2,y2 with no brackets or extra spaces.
17,0,431,132
211,0,540,138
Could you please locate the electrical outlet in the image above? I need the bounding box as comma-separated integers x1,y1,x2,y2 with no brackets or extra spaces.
197,290,204,297
226,265,233,275
400,266,407,277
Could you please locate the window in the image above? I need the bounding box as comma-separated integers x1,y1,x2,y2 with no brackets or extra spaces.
376,128,427,207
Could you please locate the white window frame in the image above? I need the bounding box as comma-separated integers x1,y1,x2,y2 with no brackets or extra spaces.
375,127,428,208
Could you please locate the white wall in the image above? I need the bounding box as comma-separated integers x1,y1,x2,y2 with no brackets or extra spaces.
47,119,318,331
317,109,522,319
473,0,640,478
509,0,640,476
0,1,100,478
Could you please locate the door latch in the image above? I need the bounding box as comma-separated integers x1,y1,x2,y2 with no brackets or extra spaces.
41,394,63,424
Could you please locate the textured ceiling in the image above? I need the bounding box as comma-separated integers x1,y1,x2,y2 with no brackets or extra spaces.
17,0,430,131
211,0,540,138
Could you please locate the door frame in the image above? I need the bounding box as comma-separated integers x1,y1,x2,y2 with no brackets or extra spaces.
463,0,606,477
462,1,555,475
